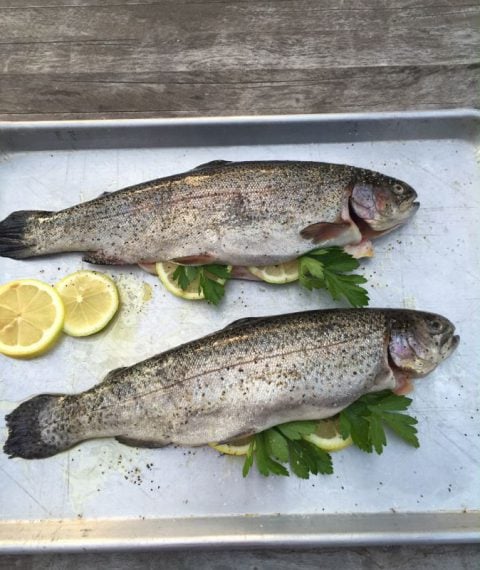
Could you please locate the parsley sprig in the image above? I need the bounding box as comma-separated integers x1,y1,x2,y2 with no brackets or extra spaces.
241,390,418,478
299,247,369,307
173,264,232,305
242,421,333,479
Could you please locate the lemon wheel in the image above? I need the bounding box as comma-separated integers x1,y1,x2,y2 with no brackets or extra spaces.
248,260,299,284
303,417,353,452
55,270,119,337
156,262,205,300
0,279,65,358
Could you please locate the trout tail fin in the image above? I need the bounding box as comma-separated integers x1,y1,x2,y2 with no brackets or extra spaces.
4,394,72,459
0,210,53,259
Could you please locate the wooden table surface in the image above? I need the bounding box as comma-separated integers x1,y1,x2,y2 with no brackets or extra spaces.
1,1,479,568
0,0,478,120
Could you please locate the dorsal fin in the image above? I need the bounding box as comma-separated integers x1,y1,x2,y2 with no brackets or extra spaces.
223,316,266,330
103,366,128,384
191,160,232,172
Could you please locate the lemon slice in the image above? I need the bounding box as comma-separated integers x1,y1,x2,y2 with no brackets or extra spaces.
302,417,353,452
55,270,119,337
248,260,299,284
156,262,230,301
156,262,204,300
0,279,65,358
209,435,253,456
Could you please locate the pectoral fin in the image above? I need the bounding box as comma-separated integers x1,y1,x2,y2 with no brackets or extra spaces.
300,222,353,244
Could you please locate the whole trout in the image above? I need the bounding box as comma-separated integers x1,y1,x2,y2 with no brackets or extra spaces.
4,309,458,460
0,161,419,267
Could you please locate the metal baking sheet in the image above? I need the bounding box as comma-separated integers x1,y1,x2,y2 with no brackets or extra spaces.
0,110,479,552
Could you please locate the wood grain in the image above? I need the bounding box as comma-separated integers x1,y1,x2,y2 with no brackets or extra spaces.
0,0,478,119
2,544,480,570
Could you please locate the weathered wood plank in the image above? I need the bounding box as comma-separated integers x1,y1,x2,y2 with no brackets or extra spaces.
0,0,474,8
0,2,478,73
0,64,478,118
1,2,478,42
0,0,478,119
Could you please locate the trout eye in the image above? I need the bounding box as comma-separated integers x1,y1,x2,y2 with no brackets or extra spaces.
392,183,406,196
426,318,445,334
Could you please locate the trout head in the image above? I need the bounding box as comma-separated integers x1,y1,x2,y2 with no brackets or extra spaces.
387,310,459,378
350,174,419,235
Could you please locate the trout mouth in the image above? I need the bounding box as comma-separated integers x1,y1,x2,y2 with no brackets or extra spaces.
440,333,460,360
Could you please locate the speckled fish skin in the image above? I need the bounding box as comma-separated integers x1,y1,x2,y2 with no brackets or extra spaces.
0,160,419,266
4,309,458,459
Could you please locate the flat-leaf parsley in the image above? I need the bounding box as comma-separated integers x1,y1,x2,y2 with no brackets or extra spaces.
240,391,418,478
173,264,232,305
299,247,369,307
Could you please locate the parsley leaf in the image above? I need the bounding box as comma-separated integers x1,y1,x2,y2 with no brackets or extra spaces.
367,414,387,454
199,272,226,305
322,272,369,307
339,405,373,452
288,440,333,478
380,412,419,448
254,432,289,477
172,264,232,305
288,440,311,478
363,392,413,412
298,257,325,289
265,428,289,462
306,442,334,475
298,247,369,307
204,264,232,280
339,390,419,454
242,440,255,477
173,265,199,289
276,420,317,440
